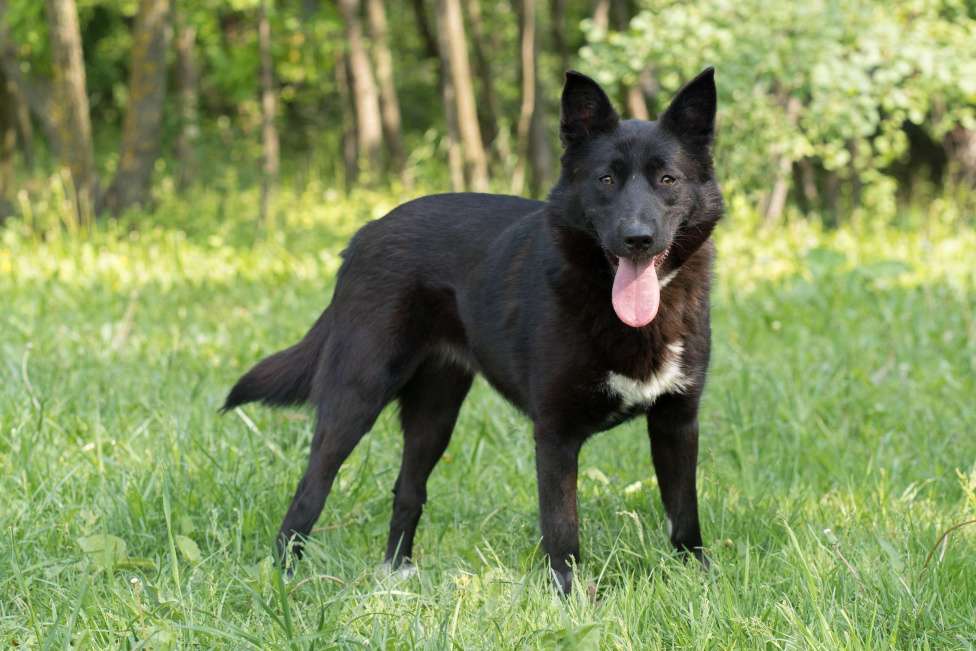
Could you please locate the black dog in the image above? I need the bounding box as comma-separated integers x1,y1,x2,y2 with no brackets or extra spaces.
224,68,723,593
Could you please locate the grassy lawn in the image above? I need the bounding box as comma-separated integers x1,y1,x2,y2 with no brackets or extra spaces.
1,186,974,649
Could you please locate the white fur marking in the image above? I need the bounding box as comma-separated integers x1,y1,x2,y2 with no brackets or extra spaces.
667,516,673,537
659,269,679,288
604,341,692,409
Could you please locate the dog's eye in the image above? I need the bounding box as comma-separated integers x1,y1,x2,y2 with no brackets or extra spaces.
660,175,677,186
599,175,614,185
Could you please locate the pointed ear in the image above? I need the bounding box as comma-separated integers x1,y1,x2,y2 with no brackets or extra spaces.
560,71,619,146
660,67,717,147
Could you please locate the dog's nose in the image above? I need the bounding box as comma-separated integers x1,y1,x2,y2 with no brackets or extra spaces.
623,226,655,254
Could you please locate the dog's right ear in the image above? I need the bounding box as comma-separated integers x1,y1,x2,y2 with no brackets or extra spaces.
560,71,619,147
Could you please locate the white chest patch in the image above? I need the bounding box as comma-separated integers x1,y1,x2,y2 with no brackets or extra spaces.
659,269,679,288
604,341,693,410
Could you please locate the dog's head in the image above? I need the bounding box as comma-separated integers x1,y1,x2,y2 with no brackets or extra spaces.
551,68,723,327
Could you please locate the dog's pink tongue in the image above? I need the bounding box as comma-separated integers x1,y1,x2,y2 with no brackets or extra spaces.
611,258,660,327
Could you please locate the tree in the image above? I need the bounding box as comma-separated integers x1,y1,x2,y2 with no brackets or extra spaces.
411,0,462,188
0,57,33,170
590,0,649,119
463,0,499,152
583,0,976,219
174,5,199,190
436,0,487,191
1,0,51,164
337,0,383,179
945,126,976,186
433,21,464,191
365,0,404,174
409,0,439,60
0,67,16,203
550,0,569,74
335,52,359,188
102,0,171,215
513,0,552,197
44,0,96,220
257,0,278,222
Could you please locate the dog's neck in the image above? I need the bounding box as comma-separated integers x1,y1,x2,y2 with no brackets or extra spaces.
544,206,610,278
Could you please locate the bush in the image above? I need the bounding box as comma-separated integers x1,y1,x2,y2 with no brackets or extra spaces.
581,0,976,221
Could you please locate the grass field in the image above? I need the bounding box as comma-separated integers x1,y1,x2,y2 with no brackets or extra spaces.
1,184,975,649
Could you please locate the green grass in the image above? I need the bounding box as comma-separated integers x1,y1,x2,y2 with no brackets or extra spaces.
1,182,975,649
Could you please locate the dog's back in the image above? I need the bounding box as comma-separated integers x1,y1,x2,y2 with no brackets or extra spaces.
223,192,541,412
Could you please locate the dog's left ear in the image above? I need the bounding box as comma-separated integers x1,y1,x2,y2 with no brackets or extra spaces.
660,67,717,148
560,71,619,146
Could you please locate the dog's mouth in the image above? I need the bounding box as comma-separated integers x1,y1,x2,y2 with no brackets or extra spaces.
605,247,670,271
605,245,671,328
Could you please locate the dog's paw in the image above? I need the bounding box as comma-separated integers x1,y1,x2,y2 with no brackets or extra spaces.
551,568,573,596
377,560,419,582
282,563,296,583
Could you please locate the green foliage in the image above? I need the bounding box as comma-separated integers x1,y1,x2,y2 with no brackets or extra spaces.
1,186,975,647
582,0,976,218
3,0,974,217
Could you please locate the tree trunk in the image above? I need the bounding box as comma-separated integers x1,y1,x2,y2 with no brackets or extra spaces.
44,0,96,220
413,0,461,187
608,0,648,120
463,0,499,151
512,0,536,195
0,68,16,201
365,0,404,173
527,95,552,196
763,96,801,224
336,53,359,189
625,85,649,120
436,30,464,191
795,157,819,212
945,126,976,185
551,0,569,73
436,0,487,191
410,0,439,60
102,0,171,215
591,0,610,34
0,62,33,171
257,0,279,222
512,0,553,196
0,0,49,161
338,0,383,180
174,7,199,190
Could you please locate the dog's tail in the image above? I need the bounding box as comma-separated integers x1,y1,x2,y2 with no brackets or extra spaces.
221,311,330,412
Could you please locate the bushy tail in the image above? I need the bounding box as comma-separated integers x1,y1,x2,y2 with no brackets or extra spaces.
221,311,329,412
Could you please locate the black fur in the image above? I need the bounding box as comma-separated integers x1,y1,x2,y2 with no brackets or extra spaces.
224,68,723,594
223,312,330,410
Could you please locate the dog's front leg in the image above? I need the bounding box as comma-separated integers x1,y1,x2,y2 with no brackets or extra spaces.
533,427,584,594
646,393,705,563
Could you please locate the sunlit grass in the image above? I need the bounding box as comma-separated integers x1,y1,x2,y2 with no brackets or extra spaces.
1,179,974,648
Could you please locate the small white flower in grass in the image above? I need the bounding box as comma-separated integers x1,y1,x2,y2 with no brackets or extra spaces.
623,481,643,496
583,467,609,485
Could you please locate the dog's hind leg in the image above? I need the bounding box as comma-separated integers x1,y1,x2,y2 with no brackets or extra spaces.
275,328,411,568
276,396,382,567
384,357,473,569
